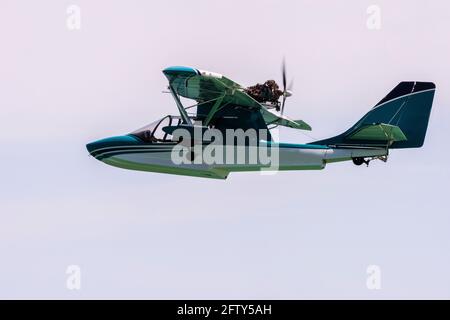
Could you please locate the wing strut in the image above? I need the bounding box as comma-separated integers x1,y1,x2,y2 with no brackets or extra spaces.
204,95,225,126
169,84,193,126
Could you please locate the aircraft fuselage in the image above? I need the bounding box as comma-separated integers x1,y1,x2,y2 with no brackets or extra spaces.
86,135,387,179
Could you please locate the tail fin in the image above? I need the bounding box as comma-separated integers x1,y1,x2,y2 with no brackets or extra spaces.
311,82,436,148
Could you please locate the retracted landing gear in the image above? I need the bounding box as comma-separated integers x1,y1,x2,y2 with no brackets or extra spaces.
352,155,388,167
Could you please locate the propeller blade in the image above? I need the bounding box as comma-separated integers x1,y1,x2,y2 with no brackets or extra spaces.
281,58,287,115
281,95,287,115
281,58,287,91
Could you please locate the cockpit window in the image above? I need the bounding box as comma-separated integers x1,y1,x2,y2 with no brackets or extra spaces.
131,115,182,142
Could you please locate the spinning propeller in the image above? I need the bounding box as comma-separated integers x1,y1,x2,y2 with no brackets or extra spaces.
280,59,294,115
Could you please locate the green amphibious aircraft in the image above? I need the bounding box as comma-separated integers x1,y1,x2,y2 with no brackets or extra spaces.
86,65,435,179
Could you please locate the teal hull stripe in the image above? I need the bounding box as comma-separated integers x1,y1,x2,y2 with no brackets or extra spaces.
263,141,329,150
95,149,171,161
90,142,329,160
90,146,174,157
90,144,174,159
90,144,176,154
91,143,329,158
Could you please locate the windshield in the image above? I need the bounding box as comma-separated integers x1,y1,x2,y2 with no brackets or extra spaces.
131,115,182,142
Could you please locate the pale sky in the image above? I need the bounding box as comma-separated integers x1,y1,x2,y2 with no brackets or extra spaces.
0,0,449,299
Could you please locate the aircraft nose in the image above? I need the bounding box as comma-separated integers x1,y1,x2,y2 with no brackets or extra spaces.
86,135,140,157
86,140,100,155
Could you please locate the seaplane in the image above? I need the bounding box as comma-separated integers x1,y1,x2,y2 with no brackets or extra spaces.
86,64,435,179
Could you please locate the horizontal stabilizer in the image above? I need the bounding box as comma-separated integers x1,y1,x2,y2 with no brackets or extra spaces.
347,123,407,142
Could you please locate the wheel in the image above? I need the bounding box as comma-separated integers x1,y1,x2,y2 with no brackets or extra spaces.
352,157,365,166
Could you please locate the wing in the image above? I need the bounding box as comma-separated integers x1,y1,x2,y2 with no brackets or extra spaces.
162,66,311,131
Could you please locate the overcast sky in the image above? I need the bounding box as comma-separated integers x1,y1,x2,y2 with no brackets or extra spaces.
1,0,449,299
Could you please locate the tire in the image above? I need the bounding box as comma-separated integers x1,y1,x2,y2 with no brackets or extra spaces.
352,157,365,166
